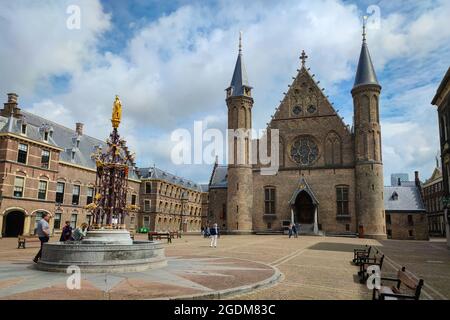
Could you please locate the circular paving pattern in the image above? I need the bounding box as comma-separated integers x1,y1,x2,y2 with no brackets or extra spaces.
0,255,280,300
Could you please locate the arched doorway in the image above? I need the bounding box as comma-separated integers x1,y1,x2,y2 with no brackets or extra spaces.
3,211,25,237
294,191,315,224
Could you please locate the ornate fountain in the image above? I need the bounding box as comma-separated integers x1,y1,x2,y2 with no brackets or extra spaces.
37,96,166,273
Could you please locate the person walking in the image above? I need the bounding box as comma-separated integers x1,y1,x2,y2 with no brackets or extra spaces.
292,224,298,238
59,221,72,242
209,223,219,248
288,224,293,238
204,226,210,238
33,212,51,263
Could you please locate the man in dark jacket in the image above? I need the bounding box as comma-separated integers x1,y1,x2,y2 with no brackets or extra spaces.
59,221,72,242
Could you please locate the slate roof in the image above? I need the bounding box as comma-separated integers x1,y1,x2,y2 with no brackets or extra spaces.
384,186,425,212
209,165,228,189
0,110,139,180
228,53,250,97
353,40,379,88
227,35,251,97
137,166,204,192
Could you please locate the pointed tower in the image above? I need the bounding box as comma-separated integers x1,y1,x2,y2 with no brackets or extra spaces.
352,18,386,239
226,32,254,234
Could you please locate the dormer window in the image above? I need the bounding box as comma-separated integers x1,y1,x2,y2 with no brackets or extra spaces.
76,139,80,148
49,129,53,138
391,191,399,201
71,151,76,160
44,131,49,142
21,123,27,135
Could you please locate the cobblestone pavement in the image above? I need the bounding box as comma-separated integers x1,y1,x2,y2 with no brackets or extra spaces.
0,234,448,299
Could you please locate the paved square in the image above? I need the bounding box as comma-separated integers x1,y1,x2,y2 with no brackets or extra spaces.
0,234,448,300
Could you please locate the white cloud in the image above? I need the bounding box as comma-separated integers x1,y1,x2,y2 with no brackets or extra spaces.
1,0,449,182
0,0,110,95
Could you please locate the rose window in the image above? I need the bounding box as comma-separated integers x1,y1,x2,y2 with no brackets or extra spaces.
290,137,319,165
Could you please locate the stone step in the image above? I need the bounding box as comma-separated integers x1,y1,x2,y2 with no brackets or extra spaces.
255,231,284,235
325,232,358,238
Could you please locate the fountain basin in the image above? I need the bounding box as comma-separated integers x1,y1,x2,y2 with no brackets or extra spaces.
36,230,166,273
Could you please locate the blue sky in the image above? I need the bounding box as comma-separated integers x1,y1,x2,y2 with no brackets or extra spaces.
0,0,449,184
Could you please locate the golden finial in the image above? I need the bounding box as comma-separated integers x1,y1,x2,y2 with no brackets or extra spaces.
112,95,122,129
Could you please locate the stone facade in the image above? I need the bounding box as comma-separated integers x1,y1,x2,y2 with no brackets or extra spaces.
385,211,429,241
207,35,386,238
137,167,207,233
207,184,227,230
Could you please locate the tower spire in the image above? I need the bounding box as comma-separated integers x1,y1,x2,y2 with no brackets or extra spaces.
227,32,251,97
353,16,379,89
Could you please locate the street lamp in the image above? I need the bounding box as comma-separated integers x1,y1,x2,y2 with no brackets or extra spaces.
180,191,189,232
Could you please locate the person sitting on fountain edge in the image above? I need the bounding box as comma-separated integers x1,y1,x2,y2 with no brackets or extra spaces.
59,221,72,242
71,223,88,241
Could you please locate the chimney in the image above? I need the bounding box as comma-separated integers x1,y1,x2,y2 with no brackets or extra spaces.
7,93,18,103
1,93,21,118
415,171,420,187
75,122,84,135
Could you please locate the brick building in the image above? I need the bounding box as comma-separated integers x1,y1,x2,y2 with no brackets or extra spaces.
0,93,141,238
384,173,428,240
0,93,205,238
137,166,207,232
207,29,386,238
422,163,446,237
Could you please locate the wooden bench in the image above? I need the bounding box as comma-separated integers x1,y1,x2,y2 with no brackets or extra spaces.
170,231,181,239
358,250,385,284
353,245,372,265
148,232,172,243
17,235,40,249
373,267,424,300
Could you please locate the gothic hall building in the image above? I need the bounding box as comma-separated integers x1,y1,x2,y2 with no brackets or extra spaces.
208,32,387,239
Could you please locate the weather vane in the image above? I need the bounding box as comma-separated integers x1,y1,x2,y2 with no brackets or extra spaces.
362,15,368,42
239,31,243,54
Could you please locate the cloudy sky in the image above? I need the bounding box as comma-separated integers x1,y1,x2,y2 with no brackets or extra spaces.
0,0,449,184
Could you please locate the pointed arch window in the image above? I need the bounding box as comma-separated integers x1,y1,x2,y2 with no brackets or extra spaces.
361,95,370,123
336,185,349,216
264,186,276,215
325,132,342,166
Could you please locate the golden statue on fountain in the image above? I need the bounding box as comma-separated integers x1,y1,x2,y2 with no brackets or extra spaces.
112,95,122,129
86,95,138,230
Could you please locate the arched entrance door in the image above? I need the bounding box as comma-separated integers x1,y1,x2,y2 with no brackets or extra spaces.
3,211,25,237
294,191,315,224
